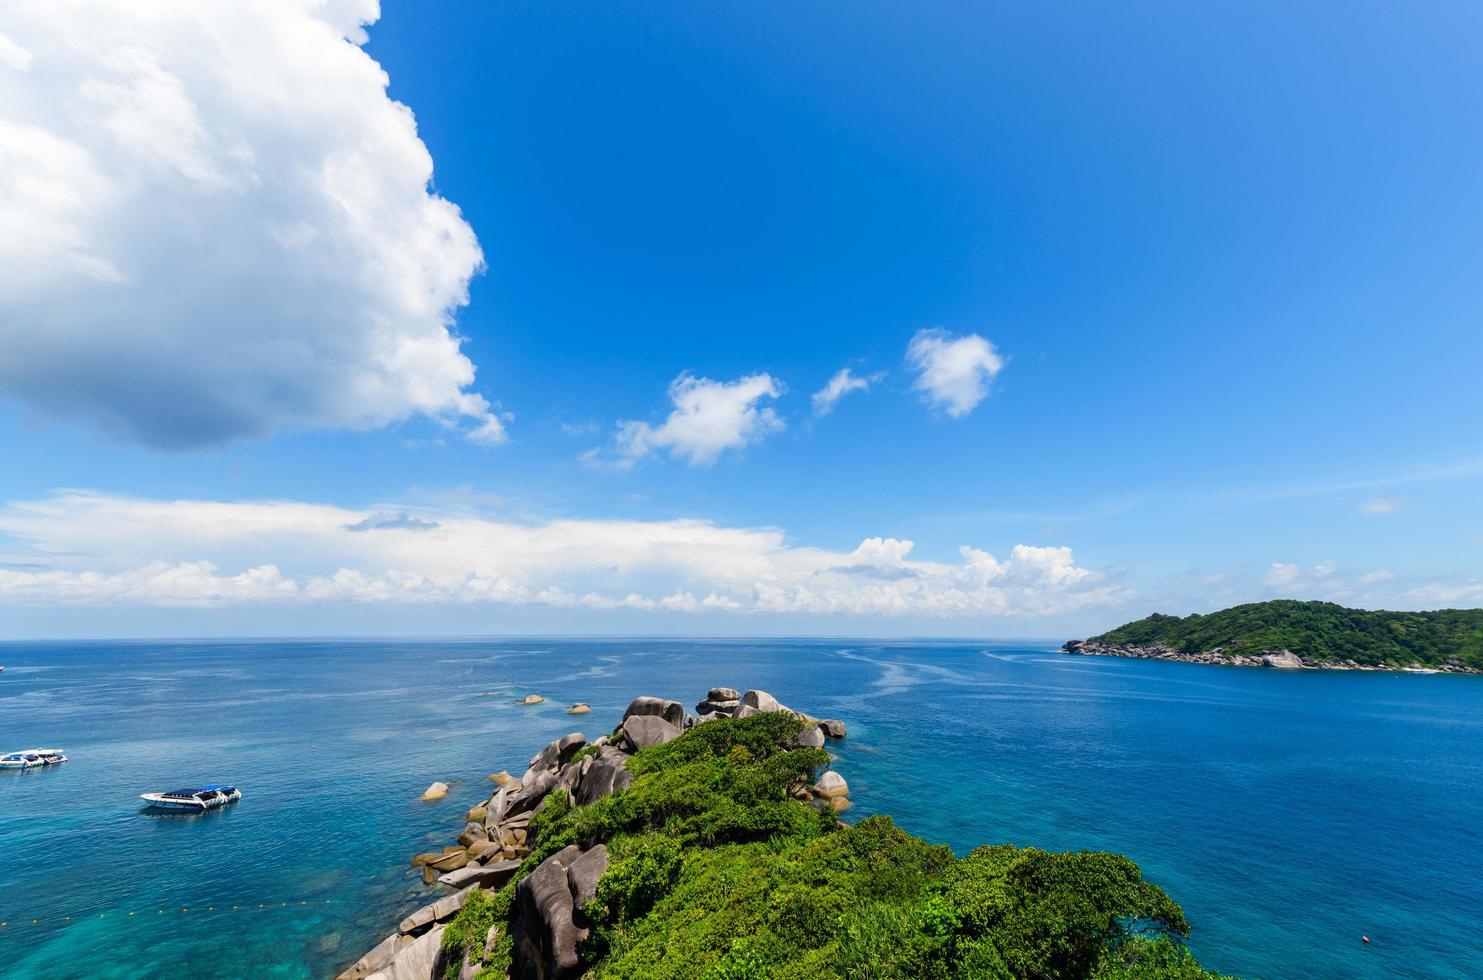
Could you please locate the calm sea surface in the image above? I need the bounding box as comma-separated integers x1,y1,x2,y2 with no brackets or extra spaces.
1,639,1479,979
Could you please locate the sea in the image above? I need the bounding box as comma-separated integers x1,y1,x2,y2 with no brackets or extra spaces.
0,639,1479,980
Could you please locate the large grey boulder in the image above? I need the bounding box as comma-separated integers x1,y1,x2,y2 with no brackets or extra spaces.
1263,651,1304,669
818,719,848,739
791,725,825,749
814,771,849,799
621,695,686,728
566,843,609,909
621,714,682,751
708,687,740,701
457,822,488,847
485,786,512,828
438,859,521,890
740,689,787,713
399,886,474,936
512,845,593,979
574,755,632,805
366,924,447,980
530,732,588,771
336,931,399,980
555,760,584,794
695,698,740,715
508,769,556,816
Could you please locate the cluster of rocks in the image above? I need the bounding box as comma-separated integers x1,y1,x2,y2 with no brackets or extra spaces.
1061,640,1478,673
338,687,849,980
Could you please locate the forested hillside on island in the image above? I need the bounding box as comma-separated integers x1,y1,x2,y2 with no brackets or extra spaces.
1088,600,1483,669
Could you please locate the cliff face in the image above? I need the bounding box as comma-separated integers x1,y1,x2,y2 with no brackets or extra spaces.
337,686,1224,980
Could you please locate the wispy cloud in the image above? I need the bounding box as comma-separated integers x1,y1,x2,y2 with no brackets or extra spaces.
1357,497,1399,514
1217,457,1483,504
811,367,881,417
342,512,441,532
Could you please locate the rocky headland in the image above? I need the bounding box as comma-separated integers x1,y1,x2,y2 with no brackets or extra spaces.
336,687,851,980
335,685,1221,980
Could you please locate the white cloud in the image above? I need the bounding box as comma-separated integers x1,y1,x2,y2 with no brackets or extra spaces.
0,1,503,448
1404,581,1483,606
0,491,1115,617
811,368,878,417
611,373,784,467
1262,562,1305,589
906,329,1004,417
1358,497,1399,514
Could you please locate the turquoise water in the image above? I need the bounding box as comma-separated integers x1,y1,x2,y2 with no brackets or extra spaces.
1,640,1480,979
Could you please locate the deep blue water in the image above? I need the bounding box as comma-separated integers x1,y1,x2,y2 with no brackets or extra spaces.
1,639,1480,979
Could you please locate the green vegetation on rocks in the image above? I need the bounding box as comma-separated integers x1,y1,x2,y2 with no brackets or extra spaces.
441,711,1226,978
1089,600,1483,669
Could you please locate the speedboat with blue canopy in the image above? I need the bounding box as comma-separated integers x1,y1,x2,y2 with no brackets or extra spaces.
2,751,45,769
140,785,241,810
2,748,66,768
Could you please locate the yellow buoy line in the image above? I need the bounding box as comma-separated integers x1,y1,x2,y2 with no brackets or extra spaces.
1,897,338,928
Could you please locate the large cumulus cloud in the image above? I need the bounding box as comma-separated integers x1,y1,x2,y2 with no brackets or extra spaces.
0,0,502,447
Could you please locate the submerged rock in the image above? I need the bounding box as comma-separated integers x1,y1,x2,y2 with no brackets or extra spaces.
336,930,399,980
567,702,591,714
420,781,449,802
523,694,545,705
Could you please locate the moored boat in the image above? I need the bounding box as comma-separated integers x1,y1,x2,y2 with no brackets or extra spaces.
139,785,241,810
1,748,67,768
1,751,45,769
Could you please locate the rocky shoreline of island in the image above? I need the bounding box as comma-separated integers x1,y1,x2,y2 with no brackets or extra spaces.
1060,639,1482,673
335,686,850,980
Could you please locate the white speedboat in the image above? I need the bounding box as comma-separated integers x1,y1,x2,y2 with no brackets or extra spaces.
1,748,66,768
1,751,45,769
140,785,242,811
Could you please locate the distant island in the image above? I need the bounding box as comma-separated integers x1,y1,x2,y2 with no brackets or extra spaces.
339,687,1227,979
1064,600,1483,673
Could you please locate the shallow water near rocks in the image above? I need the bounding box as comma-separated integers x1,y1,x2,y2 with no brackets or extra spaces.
1,638,1480,979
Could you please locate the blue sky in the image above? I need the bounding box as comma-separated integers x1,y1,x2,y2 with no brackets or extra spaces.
0,1,1480,637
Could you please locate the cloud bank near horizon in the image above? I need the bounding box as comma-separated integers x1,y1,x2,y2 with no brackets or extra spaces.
0,0,503,448
0,491,1118,616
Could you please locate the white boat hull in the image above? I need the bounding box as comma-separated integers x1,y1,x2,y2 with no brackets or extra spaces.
140,788,242,810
